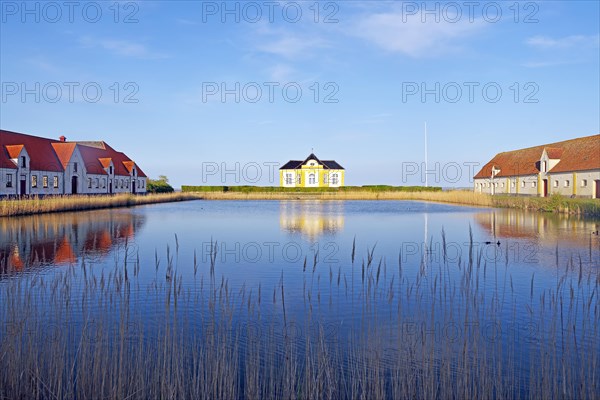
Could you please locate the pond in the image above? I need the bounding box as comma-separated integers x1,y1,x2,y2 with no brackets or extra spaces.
1,200,599,398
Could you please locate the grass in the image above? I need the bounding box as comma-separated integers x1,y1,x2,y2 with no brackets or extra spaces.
0,193,201,218
187,187,600,217
0,233,598,399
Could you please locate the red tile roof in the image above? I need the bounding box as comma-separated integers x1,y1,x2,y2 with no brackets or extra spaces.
1,130,65,172
1,129,146,177
474,134,600,179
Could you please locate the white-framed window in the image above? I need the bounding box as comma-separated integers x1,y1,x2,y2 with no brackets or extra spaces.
323,174,328,184
31,175,37,188
102,179,106,188
285,173,293,185
74,162,78,173
564,180,570,187
53,176,59,188
88,178,92,188
501,182,505,188
581,179,588,187
541,161,547,172
126,180,129,189
6,174,13,188
531,182,536,188
511,181,515,188
297,174,301,184
43,175,48,188
95,178,99,188
309,173,316,184
521,181,525,188
331,173,339,185
554,180,559,188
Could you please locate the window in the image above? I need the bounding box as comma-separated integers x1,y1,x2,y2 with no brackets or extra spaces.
133,168,136,176
323,174,328,184
142,180,145,188
285,173,293,185
521,181,525,188
74,162,78,173
95,178,99,188
309,173,316,185
554,180,559,188
126,180,129,189
102,179,106,188
6,174,13,188
31,175,37,188
542,161,547,172
43,175,48,188
53,176,59,188
297,174,301,185
564,180,570,187
109,166,113,174
501,182,505,188
21,156,26,168
581,179,588,187
88,178,92,188
531,182,536,188
331,173,339,185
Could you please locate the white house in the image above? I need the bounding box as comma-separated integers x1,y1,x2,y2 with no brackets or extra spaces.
474,134,600,198
1,130,147,197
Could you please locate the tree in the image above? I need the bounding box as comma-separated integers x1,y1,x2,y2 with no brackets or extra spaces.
147,175,174,193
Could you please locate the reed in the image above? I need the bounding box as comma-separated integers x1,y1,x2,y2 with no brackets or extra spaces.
0,193,202,217
0,233,598,399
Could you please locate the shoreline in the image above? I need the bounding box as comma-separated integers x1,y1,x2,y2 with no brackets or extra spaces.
2,190,599,218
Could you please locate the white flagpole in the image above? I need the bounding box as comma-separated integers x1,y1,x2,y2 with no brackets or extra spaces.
425,122,428,188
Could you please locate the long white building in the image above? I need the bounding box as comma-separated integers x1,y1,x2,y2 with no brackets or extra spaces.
1,129,147,197
474,134,600,198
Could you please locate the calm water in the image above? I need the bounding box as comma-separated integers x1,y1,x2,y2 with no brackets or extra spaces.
1,200,599,396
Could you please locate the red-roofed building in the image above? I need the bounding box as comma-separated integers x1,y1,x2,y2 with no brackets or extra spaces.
474,134,600,198
1,129,147,196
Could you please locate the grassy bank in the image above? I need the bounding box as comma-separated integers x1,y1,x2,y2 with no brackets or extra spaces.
0,192,201,218
184,186,600,217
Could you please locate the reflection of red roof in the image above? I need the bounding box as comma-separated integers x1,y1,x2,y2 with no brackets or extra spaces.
475,134,600,178
55,237,77,265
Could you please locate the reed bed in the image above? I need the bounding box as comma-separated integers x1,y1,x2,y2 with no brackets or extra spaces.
194,190,495,206
0,193,201,217
0,233,598,399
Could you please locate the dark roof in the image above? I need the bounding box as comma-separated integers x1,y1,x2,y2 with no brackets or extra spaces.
280,153,344,170
474,134,600,178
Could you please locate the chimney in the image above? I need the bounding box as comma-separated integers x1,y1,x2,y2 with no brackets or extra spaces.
59,135,66,142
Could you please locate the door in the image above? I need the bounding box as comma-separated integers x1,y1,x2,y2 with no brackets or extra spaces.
19,179,26,196
132,182,136,194
595,180,600,199
71,176,78,194
109,181,113,194
543,179,548,197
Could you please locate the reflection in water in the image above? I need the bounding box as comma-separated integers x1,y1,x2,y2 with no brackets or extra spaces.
0,211,146,273
279,201,344,239
474,209,600,246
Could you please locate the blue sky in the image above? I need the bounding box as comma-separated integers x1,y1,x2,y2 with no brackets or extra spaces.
1,1,599,187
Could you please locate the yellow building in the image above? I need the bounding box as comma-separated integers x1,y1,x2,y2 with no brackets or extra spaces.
279,153,345,188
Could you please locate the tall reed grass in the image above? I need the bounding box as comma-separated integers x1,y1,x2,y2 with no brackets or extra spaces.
1,233,598,399
0,193,201,217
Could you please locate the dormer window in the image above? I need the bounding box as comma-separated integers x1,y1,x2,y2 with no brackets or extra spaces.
109,166,113,174
21,156,26,168
541,161,547,172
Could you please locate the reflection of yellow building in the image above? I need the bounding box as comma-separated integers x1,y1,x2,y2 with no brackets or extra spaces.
279,201,344,239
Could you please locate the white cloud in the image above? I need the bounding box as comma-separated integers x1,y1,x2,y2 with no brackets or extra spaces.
79,36,168,59
351,11,484,57
267,64,296,81
526,35,600,49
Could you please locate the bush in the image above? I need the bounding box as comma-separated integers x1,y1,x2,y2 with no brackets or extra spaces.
147,176,174,193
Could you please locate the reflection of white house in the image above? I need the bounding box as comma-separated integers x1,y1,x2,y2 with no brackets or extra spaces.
1,129,147,197
279,153,345,188
474,134,600,198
